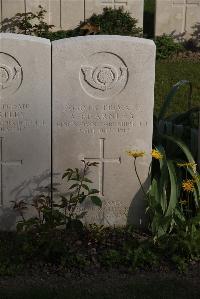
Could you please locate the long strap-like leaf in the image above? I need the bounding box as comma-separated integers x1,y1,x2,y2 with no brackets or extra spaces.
158,80,192,121
161,134,196,167
165,160,178,216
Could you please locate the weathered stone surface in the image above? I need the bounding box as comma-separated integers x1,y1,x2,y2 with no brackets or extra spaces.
1,0,25,20
155,0,200,39
53,35,155,226
0,34,51,230
26,0,51,25
49,0,62,30
61,0,84,30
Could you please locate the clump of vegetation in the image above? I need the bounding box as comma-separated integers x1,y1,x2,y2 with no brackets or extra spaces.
44,7,143,41
0,6,142,40
12,160,101,233
126,80,200,271
81,7,142,36
0,5,54,36
155,34,184,59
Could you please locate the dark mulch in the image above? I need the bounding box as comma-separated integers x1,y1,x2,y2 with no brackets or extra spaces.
0,262,199,290
169,51,200,62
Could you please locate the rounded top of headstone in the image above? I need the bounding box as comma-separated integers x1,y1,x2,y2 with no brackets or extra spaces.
52,35,156,48
0,33,51,45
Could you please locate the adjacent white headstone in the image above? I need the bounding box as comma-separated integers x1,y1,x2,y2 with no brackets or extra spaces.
0,34,51,230
49,0,62,30
26,0,51,25
53,36,155,226
61,0,85,30
1,0,25,20
155,0,200,39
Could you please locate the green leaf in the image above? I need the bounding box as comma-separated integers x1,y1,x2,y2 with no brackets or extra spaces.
62,173,68,179
157,145,168,213
83,177,93,183
192,188,199,209
79,194,87,203
89,189,99,195
148,178,159,204
162,135,196,165
158,80,192,120
165,160,178,216
69,183,79,190
81,184,90,191
62,168,74,179
90,196,102,207
187,168,200,208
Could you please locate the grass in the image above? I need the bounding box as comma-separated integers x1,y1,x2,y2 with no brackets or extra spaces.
0,277,199,299
155,60,200,116
143,1,200,117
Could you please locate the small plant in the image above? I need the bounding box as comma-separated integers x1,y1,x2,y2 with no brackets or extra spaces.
0,5,54,36
183,38,200,52
60,160,102,230
148,81,200,239
127,140,200,240
12,160,102,232
155,34,184,59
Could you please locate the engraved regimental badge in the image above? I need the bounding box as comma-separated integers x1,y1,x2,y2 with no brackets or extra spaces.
0,52,23,99
80,52,128,100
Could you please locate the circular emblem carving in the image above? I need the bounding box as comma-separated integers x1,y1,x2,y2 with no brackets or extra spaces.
0,52,23,99
80,52,128,100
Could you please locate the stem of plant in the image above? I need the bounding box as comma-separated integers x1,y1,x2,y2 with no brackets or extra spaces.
70,162,87,219
134,158,149,200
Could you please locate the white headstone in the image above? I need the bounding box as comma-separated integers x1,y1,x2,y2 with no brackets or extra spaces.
1,0,25,20
61,0,85,30
49,0,62,30
26,0,51,24
155,0,200,39
53,36,155,226
0,34,51,230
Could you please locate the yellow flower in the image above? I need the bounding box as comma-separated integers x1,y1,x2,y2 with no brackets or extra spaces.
126,150,145,158
151,149,163,160
182,179,195,192
177,162,197,172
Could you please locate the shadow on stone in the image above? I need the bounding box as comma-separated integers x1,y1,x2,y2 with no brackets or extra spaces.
126,177,150,230
10,169,52,204
0,207,17,230
0,170,59,230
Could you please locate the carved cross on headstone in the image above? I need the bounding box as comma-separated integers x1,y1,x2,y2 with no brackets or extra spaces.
83,138,121,196
0,137,22,205
100,0,128,9
172,0,200,32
